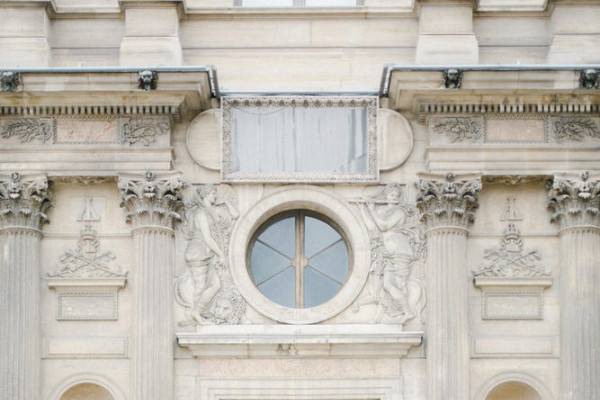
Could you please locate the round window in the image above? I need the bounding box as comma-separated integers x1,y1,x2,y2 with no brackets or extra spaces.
249,211,350,308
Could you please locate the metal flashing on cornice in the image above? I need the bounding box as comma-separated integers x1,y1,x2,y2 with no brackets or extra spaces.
380,64,600,97
0,65,219,98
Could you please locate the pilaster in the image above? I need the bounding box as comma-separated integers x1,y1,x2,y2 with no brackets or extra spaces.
119,6,183,66
416,173,481,400
547,4,600,63
415,3,479,64
0,6,50,67
118,171,185,400
0,172,51,400
548,171,600,400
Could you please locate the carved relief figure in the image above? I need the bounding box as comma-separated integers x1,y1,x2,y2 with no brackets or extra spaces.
177,184,246,325
474,223,549,279
352,184,426,324
47,225,127,279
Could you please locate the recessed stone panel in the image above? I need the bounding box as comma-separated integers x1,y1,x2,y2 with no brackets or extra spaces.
486,118,545,143
55,116,119,144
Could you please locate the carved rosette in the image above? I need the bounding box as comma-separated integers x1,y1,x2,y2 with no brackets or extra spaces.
118,171,185,229
0,172,52,230
415,173,481,229
547,172,600,229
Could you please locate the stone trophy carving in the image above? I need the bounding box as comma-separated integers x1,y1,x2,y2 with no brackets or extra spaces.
47,225,127,280
550,117,600,142
176,184,246,325
474,223,549,279
351,184,426,324
430,116,484,143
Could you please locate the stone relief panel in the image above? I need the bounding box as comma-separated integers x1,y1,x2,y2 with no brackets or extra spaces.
349,184,426,325
430,116,484,143
473,224,549,279
0,115,170,146
429,114,600,144
0,117,54,144
47,225,128,321
473,224,552,320
176,184,247,326
47,225,127,281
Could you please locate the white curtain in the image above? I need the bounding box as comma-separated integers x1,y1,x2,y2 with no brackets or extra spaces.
231,105,367,175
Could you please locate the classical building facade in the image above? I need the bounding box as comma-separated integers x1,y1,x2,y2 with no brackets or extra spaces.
1,1,599,399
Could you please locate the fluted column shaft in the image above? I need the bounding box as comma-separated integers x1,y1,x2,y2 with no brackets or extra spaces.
416,173,481,400
119,171,184,400
0,173,51,400
426,226,470,400
132,226,176,400
548,172,600,400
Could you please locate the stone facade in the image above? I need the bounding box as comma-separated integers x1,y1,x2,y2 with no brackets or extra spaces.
1,1,599,400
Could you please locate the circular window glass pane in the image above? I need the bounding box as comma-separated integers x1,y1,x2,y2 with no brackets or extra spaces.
249,211,349,308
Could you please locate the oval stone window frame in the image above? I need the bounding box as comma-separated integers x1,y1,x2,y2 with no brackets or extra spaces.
229,186,370,324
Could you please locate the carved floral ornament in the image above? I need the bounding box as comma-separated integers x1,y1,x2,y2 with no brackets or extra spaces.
118,171,185,228
0,172,52,229
415,173,481,228
547,171,600,228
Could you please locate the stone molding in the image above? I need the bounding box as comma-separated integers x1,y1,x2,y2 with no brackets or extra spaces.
547,171,600,229
415,172,481,228
0,172,52,230
118,171,185,229
177,324,422,359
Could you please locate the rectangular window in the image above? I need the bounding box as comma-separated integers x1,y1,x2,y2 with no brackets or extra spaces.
222,96,377,182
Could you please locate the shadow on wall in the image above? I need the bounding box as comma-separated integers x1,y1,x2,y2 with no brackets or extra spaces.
60,383,114,400
487,381,541,400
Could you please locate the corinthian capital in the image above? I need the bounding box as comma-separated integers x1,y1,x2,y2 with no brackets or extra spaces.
548,171,600,229
416,173,481,228
118,171,185,228
0,172,52,230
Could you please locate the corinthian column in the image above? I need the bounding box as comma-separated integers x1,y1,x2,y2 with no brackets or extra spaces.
415,173,481,400
548,172,600,400
0,173,51,400
119,171,185,400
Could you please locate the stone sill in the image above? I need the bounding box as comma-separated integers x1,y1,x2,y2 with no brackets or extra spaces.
177,324,423,359
47,277,127,288
474,277,553,288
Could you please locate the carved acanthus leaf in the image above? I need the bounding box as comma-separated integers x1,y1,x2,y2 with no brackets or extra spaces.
0,172,52,229
430,117,484,143
416,173,481,228
118,171,185,228
474,224,549,279
547,171,600,228
47,225,127,280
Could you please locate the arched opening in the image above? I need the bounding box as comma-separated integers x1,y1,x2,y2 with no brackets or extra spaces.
486,381,542,400
60,383,115,400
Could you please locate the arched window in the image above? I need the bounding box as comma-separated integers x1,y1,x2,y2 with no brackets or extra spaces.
60,383,115,400
486,381,542,400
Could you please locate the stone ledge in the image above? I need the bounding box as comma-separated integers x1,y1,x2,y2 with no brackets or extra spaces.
177,324,423,359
